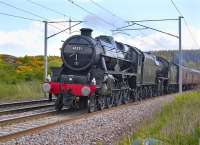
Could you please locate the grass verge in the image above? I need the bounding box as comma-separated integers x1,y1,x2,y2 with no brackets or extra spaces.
118,91,200,145
0,81,44,102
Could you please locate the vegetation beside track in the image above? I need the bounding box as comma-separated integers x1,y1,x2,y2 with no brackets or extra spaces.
118,91,200,145
0,55,61,102
0,81,43,102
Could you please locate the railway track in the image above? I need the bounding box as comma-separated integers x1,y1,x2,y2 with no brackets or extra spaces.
0,98,55,108
0,93,179,143
0,99,55,115
0,103,54,115
0,108,84,143
0,110,56,126
0,100,142,143
0,98,57,143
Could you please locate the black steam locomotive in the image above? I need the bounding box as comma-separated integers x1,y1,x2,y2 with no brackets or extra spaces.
43,28,200,112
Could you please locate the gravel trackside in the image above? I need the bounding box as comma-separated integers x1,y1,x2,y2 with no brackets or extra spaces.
2,94,176,145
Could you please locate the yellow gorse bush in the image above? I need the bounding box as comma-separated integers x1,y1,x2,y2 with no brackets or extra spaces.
31,58,43,67
16,65,33,73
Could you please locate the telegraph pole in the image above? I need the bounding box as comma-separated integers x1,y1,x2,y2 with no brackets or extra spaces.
44,21,48,81
178,16,183,93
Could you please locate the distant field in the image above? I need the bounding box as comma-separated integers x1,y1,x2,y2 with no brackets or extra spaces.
0,55,61,102
119,91,200,145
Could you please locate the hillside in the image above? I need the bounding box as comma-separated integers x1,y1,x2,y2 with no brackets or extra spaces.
151,49,200,70
0,54,61,102
119,91,200,145
0,54,61,84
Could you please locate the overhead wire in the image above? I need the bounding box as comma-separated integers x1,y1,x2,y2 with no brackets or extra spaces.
26,0,79,21
65,0,116,28
183,20,200,49
169,0,200,49
0,1,45,20
26,0,81,33
0,11,42,22
88,0,168,51
0,0,67,32
88,0,125,22
169,0,183,16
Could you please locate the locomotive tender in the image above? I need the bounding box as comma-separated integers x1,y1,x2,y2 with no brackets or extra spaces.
43,28,200,112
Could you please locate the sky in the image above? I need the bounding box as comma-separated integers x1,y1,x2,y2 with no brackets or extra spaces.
0,0,199,56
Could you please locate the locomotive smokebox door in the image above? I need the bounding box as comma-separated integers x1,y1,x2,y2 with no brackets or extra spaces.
61,28,97,71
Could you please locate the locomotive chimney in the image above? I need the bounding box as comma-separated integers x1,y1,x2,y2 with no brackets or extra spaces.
80,28,93,37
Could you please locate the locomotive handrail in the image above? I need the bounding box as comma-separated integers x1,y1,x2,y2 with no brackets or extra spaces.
104,71,137,76
101,44,129,54
157,76,168,80
101,54,132,63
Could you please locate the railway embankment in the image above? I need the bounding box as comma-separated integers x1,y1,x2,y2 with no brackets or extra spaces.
118,91,200,145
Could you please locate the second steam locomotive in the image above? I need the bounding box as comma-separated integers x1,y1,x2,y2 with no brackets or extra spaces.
43,28,200,112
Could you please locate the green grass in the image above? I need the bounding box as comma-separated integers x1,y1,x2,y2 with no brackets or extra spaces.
0,55,61,102
118,91,200,145
0,81,44,102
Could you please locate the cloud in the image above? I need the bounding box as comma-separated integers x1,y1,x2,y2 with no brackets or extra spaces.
0,22,43,56
0,20,199,57
0,21,82,56
114,26,200,52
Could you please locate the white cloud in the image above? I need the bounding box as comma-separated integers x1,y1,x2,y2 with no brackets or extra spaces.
0,21,199,57
114,26,200,52
0,21,81,56
0,22,43,56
